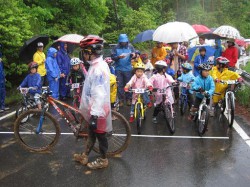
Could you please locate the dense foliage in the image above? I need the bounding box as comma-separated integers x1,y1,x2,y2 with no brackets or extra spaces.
0,0,250,87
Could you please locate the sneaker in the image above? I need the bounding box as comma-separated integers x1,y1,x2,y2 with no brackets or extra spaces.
87,158,108,169
129,116,134,123
3,107,9,111
147,102,153,108
0,109,4,113
73,153,88,165
126,100,131,106
152,117,158,123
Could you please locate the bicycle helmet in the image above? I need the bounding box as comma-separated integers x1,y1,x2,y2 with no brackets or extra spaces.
155,60,167,72
134,62,145,70
70,57,81,66
216,56,229,64
28,62,38,69
104,57,113,64
80,35,104,55
182,62,192,70
198,63,212,71
207,59,215,65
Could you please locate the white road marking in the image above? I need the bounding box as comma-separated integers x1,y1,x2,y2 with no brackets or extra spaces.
233,121,250,147
0,131,229,139
0,111,15,121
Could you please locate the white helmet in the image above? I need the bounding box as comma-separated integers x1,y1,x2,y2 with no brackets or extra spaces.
70,58,82,66
37,42,44,47
155,60,167,67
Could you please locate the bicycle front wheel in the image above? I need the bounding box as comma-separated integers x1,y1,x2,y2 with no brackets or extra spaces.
14,109,60,152
136,105,143,134
93,110,131,156
164,104,175,134
227,93,235,127
179,95,187,116
198,106,209,136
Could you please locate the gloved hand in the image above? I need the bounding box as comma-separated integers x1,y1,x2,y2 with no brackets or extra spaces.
237,77,243,82
124,87,129,92
89,115,98,130
199,87,205,92
204,91,210,98
148,86,153,91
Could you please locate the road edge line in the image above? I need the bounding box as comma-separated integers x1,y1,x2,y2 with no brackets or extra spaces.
233,120,250,147
0,111,15,121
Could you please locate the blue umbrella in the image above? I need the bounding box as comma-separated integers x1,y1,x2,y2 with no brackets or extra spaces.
188,45,216,62
133,30,155,43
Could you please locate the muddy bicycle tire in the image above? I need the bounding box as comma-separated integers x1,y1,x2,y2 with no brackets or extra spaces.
14,109,60,152
93,110,131,156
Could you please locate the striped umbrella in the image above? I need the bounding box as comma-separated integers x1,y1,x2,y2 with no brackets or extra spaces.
56,34,84,44
213,25,241,39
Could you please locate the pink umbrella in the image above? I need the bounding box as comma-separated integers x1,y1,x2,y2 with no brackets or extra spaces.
192,24,211,34
235,39,246,46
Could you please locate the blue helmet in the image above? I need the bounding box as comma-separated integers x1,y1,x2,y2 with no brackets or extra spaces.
118,34,129,43
182,62,192,70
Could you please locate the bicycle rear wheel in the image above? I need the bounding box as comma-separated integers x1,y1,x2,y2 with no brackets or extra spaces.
14,109,60,152
198,106,209,136
227,93,235,127
179,95,187,116
164,104,175,134
93,110,131,156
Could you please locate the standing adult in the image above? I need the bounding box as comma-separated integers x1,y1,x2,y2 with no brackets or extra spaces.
222,39,238,71
151,42,167,67
190,36,207,63
74,35,111,169
0,47,9,113
45,47,60,99
213,39,223,65
33,42,46,86
111,34,135,106
56,42,71,100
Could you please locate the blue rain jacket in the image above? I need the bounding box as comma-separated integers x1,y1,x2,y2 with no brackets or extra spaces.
20,73,41,95
111,43,135,71
192,74,215,99
194,54,209,76
178,71,195,94
56,42,71,75
46,48,60,81
214,39,223,64
0,61,5,84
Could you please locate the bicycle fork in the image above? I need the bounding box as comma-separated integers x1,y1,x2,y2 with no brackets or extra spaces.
225,91,235,111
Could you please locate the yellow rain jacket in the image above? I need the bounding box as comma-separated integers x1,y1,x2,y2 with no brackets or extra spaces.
151,47,167,66
33,51,46,76
211,66,240,103
110,73,117,104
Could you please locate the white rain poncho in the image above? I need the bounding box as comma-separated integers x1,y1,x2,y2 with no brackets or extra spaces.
79,56,112,133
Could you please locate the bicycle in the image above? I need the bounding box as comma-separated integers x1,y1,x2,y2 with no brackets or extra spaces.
16,87,48,123
153,86,176,134
192,91,210,136
14,87,131,156
68,83,83,108
214,80,241,127
129,88,150,134
179,81,193,115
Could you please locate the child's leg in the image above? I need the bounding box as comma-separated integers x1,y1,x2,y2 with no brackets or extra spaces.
187,92,194,108
96,132,108,159
129,104,135,123
34,93,42,110
85,128,97,155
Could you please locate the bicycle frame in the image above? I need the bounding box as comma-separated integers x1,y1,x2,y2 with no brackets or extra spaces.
134,93,145,119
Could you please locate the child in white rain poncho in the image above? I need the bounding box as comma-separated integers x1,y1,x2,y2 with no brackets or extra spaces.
74,36,111,170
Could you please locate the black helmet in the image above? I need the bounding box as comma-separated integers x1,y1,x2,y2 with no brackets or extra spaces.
198,63,212,71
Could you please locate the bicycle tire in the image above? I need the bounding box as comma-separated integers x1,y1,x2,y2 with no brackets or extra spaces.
14,109,61,152
16,105,29,123
198,106,209,136
136,105,142,134
227,93,235,127
164,104,175,134
93,110,131,156
180,95,187,115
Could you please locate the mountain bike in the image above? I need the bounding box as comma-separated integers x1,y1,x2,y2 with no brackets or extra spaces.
179,81,193,115
192,91,211,136
129,88,150,134
214,80,241,127
153,86,176,134
14,87,131,156
68,83,83,108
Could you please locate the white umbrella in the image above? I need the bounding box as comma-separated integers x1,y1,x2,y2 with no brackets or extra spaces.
153,21,198,43
56,34,84,44
213,25,241,39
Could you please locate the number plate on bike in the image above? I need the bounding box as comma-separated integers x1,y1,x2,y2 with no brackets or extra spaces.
72,83,80,89
226,80,236,84
134,88,145,93
157,89,166,94
180,82,188,87
20,88,29,94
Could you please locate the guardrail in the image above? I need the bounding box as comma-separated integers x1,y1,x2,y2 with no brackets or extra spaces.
236,56,250,68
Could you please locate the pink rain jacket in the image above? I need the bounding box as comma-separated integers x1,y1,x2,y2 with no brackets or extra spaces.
150,73,175,105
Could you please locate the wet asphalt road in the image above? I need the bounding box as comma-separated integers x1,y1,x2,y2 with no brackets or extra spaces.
0,104,250,187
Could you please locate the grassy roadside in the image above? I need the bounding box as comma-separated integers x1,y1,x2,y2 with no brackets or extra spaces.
5,88,21,106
